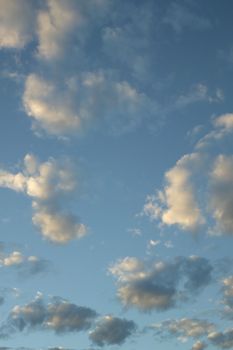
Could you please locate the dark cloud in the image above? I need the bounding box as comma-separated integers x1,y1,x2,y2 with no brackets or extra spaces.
89,316,136,347
109,256,213,311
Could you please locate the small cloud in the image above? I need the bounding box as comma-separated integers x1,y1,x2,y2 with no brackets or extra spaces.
89,315,136,346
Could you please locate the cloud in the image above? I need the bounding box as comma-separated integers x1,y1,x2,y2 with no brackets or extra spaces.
0,0,35,49
109,256,213,311
174,84,223,109
143,153,204,232
209,155,233,235
143,112,233,236
36,0,82,60
163,1,211,33
0,154,86,244
1,295,97,337
23,71,154,137
221,276,233,318
197,114,233,149
23,74,82,136
208,329,233,349
0,249,50,277
152,318,215,340
192,340,207,350
89,315,136,346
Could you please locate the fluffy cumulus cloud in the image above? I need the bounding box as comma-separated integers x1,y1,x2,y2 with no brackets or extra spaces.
109,256,213,311
23,71,153,137
89,315,136,346
0,154,86,243
1,295,97,337
208,329,233,349
143,153,204,232
0,0,35,49
153,318,215,341
209,155,233,235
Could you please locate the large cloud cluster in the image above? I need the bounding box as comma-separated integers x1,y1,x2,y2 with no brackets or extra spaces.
109,256,213,311
0,154,86,243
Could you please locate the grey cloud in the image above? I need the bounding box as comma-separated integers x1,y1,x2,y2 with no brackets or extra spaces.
209,155,233,235
221,276,233,319
208,329,233,349
109,256,213,311
1,296,97,337
89,316,136,347
152,318,215,339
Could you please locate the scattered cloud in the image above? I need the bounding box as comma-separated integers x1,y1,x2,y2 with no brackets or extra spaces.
109,256,213,311
89,315,136,346
0,154,86,243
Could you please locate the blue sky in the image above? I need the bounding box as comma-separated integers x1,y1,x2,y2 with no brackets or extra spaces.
0,0,233,349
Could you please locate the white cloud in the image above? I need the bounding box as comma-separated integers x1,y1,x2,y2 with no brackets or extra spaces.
37,0,82,60
0,154,87,244
143,153,204,232
0,0,35,49
23,71,152,137
1,251,23,266
23,74,82,136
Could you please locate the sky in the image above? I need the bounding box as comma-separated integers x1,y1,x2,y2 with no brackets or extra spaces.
0,0,233,349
